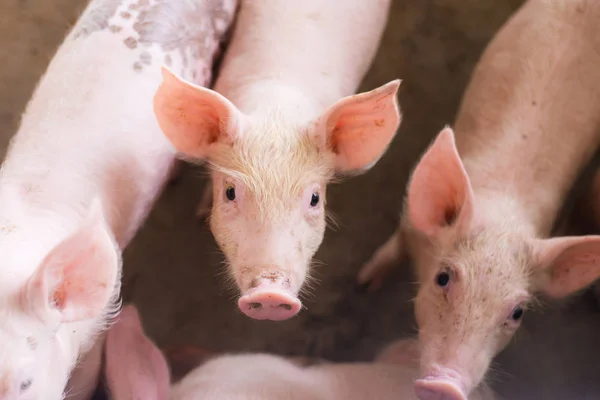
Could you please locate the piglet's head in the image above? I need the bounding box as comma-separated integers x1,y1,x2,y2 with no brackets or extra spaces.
0,199,120,400
406,127,600,400
154,67,401,321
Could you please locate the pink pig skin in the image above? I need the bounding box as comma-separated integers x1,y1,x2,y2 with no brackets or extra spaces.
153,0,403,322
0,0,236,399
103,304,498,400
359,1,600,399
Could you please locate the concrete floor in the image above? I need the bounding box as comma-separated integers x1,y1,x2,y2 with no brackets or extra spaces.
3,0,600,399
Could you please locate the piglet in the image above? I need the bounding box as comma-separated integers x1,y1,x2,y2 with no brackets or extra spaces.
0,0,237,398
358,0,600,399
153,0,402,321
104,304,498,400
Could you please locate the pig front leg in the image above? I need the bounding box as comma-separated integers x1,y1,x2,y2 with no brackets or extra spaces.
568,166,600,307
357,228,405,291
65,331,107,400
195,177,213,219
167,160,183,185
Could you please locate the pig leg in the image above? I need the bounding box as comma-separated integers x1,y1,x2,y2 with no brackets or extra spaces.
105,305,170,400
167,160,183,185
573,166,600,306
65,331,107,400
195,177,213,219
357,230,404,291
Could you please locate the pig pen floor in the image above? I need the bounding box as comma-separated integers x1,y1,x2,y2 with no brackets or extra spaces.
3,1,600,399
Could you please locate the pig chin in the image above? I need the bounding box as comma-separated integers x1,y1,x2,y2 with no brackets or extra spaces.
232,263,304,322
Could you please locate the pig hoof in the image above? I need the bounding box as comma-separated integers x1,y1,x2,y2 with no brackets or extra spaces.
356,233,401,291
414,379,467,400
238,290,301,321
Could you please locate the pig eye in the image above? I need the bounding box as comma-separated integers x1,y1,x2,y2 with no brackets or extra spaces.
435,271,450,287
20,379,32,392
225,186,236,201
511,306,524,321
310,192,320,207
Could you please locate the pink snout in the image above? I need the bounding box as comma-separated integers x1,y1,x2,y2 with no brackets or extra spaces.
414,377,467,400
238,281,301,321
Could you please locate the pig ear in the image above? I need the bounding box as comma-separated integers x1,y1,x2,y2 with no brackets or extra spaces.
105,305,170,400
530,235,600,298
153,66,243,159
316,79,402,172
406,126,474,237
25,199,121,323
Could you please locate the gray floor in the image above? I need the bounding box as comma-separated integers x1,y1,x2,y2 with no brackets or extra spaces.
3,1,600,399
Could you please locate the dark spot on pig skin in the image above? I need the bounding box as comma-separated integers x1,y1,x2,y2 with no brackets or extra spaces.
140,51,152,65
532,100,537,106
374,119,385,127
108,25,122,33
120,11,132,19
26,337,38,350
124,36,138,49
133,62,143,73
521,134,528,140
261,272,283,283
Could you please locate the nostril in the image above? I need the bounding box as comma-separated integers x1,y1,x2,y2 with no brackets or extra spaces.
249,302,262,310
279,303,292,311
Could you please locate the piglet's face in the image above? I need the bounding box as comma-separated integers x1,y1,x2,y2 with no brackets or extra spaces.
0,200,120,400
407,127,600,400
0,310,67,400
413,231,531,400
154,67,402,321
208,122,331,321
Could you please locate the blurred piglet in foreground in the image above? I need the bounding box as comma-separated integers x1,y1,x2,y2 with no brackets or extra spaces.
359,1,600,399
0,0,236,398
154,0,402,321
103,305,498,400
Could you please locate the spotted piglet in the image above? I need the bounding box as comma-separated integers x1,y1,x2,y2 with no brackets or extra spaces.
0,0,236,399
359,1,600,399
153,0,402,321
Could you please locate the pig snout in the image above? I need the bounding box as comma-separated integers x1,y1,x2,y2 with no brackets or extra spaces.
237,275,301,321
414,369,467,400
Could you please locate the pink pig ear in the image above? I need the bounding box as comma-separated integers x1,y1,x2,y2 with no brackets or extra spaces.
406,126,475,237
153,66,243,160
530,235,600,298
106,305,170,400
316,79,402,172
25,198,120,323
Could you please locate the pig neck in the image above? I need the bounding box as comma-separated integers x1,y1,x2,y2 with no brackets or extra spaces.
452,0,600,238
213,1,391,121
